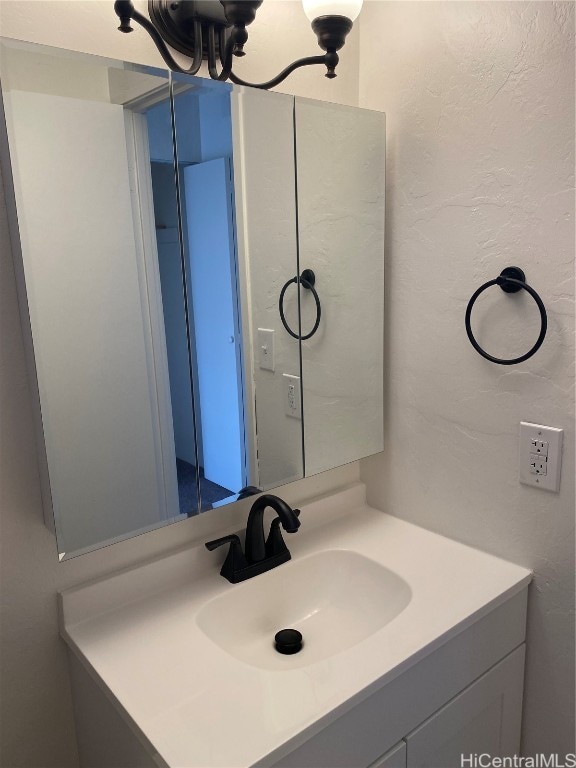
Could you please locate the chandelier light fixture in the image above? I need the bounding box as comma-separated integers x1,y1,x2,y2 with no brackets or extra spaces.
114,0,363,89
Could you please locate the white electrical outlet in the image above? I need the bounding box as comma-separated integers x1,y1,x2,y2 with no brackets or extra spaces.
257,328,275,372
529,456,547,475
519,422,563,492
283,373,301,419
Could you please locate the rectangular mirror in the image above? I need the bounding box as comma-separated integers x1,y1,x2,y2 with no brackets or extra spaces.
294,97,385,476
0,40,198,558
226,86,305,492
156,76,250,514
1,39,384,560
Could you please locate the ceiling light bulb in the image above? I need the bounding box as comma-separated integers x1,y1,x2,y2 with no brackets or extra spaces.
302,0,363,22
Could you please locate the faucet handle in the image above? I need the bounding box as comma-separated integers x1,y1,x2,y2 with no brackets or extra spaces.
205,534,241,551
205,534,248,582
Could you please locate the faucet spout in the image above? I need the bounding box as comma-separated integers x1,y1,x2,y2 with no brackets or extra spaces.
206,493,301,582
245,494,300,563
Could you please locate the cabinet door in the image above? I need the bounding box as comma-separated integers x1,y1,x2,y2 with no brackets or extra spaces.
369,741,407,768
405,646,525,768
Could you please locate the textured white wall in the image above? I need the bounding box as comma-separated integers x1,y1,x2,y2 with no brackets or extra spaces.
0,2,360,766
359,1,575,757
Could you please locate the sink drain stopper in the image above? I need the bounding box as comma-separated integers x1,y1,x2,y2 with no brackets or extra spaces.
274,628,303,655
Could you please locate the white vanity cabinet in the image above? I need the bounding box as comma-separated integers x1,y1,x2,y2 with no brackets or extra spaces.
273,648,525,768
269,593,526,768
404,647,524,768
369,742,407,768
67,592,527,768
348,646,524,768
68,642,525,768
59,485,532,768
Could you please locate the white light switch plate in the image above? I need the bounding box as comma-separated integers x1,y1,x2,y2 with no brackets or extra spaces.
258,328,275,372
519,422,563,492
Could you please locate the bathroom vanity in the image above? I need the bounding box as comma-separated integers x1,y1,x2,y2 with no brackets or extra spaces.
59,484,531,768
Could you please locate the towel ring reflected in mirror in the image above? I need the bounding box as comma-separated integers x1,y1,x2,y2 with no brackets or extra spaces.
279,269,322,341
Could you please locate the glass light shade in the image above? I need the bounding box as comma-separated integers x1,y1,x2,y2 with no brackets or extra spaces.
302,0,363,22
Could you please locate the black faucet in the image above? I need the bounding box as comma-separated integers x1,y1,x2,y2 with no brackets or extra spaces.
205,494,301,584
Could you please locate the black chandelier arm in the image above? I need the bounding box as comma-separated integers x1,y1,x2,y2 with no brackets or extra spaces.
207,24,238,81
114,1,203,76
229,51,338,90
218,27,236,74
115,1,349,90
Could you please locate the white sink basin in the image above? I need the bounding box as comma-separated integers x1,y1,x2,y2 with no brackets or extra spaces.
196,549,412,669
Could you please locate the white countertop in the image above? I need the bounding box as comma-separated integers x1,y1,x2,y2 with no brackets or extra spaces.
59,483,532,768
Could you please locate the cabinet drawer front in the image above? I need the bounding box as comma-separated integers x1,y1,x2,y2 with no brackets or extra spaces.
405,646,525,768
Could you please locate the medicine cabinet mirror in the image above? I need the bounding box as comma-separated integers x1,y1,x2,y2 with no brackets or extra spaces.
0,39,384,559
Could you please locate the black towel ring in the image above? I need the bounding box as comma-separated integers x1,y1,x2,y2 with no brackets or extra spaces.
465,266,547,365
279,269,322,341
